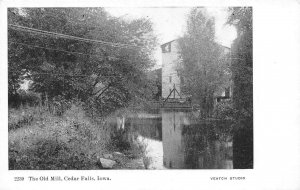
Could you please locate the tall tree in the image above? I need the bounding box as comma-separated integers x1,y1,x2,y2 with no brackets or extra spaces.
227,7,253,122
227,7,253,169
8,8,94,100
8,8,158,114
178,8,230,118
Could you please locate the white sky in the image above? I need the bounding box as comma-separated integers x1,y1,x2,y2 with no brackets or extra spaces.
108,7,236,68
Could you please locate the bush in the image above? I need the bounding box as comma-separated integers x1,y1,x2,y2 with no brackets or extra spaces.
8,103,108,170
8,105,39,131
213,100,237,120
9,139,96,170
9,90,41,108
110,129,131,152
50,95,72,116
8,114,33,131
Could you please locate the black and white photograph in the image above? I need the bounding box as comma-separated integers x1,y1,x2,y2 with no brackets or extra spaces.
7,7,252,170
1,1,300,190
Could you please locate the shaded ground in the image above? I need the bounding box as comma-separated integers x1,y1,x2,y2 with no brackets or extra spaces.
114,157,144,169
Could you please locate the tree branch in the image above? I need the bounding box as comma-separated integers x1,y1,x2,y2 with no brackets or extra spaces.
95,82,113,100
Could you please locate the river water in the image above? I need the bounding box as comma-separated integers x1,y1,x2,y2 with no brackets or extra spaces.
122,109,236,169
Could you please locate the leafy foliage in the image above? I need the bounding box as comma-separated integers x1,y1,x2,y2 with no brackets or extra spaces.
8,8,158,115
213,100,237,120
227,8,253,168
227,7,253,123
177,8,231,118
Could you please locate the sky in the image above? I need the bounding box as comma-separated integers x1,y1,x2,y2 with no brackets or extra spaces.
105,7,237,68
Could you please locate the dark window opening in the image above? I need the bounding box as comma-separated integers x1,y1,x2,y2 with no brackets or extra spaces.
161,43,171,53
225,87,230,97
180,76,184,85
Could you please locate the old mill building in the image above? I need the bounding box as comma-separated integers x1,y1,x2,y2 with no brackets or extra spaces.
160,39,231,101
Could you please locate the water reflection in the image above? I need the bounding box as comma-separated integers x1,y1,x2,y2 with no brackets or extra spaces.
125,110,234,169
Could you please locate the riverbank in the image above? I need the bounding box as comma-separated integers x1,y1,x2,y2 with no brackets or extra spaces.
8,103,147,170
8,103,241,170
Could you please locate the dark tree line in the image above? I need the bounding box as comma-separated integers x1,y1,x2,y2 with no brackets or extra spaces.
227,7,253,169
8,8,158,115
228,7,253,123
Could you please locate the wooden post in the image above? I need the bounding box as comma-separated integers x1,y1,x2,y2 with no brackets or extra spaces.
162,88,175,107
173,84,175,99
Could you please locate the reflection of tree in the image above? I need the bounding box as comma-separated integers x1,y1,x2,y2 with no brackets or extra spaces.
182,123,211,168
124,112,234,169
233,120,253,169
182,122,233,169
127,118,162,141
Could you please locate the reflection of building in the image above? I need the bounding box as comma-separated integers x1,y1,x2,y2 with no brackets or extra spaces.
126,111,233,169
162,111,189,168
162,110,233,169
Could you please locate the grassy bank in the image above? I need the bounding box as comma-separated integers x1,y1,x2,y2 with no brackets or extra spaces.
9,103,111,170
8,102,150,170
